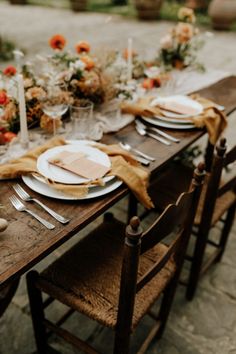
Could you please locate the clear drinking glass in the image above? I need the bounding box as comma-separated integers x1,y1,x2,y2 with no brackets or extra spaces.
70,101,94,140
40,83,69,136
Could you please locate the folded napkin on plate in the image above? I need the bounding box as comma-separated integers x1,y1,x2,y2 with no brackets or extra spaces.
0,138,154,209
0,137,65,179
121,95,227,145
94,143,153,209
189,94,227,145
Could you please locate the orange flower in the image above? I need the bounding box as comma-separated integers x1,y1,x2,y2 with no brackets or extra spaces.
3,132,17,143
49,34,66,51
173,59,185,70
175,22,194,44
123,48,137,61
0,91,9,106
142,78,155,90
75,41,90,54
3,65,17,77
80,56,95,70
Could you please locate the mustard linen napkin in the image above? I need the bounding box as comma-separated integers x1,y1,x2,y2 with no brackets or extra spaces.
0,138,154,209
95,143,154,209
0,137,65,179
121,95,227,145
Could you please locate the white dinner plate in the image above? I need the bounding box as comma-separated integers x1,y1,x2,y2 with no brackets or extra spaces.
22,174,122,201
154,114,193,124
37,142,112,185
150,95,203,119
142,116,196,130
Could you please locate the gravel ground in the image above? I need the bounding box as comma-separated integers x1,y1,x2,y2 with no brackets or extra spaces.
0,3,235,354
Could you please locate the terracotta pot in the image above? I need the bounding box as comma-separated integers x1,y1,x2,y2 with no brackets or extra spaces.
185,0,208,10
209,0,236,30
135,0,163,20
70,0,87,12
9,0,27,4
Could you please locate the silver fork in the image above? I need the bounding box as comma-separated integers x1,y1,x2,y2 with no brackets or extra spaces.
9,195,55,230
119,142,155,162
13,184,70,224
136,119,180,143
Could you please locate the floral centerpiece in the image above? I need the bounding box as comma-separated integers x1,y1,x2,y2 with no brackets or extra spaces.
157,7,205,71
0,64,46,136
0,67,19,143
0,34,110,139
44,34,107,105
102,48,146,100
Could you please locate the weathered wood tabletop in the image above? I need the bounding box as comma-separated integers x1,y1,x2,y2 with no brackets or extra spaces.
0,76,236,288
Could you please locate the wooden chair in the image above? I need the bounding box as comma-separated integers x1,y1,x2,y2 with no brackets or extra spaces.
149,138,236,301
26,164,204,354
0,218,20,318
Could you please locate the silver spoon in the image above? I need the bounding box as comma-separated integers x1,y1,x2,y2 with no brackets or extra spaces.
119,142,155,161
135,123,171,146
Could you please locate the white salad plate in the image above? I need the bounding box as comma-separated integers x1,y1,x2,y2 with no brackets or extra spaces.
22,174,122,201
150,95,203,119
37,142,113,185
142,116,196,130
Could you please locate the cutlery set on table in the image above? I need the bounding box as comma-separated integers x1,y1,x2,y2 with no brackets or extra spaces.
10,140,151,228
129,94,216,148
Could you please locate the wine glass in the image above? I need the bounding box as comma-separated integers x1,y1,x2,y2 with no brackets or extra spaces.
40,83,69,136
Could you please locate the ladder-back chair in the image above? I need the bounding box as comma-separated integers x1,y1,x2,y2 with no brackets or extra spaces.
149,138,236,301
0,218,20,318
26,164,205,354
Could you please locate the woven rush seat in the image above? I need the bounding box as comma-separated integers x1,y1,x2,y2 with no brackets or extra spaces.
27,165,205,353
150,162,236,226
37,218,176,330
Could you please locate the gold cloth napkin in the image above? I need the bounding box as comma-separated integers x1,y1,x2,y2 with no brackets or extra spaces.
121,95,227,145
0,138,154,209
94,143,153,209
0,137,65,179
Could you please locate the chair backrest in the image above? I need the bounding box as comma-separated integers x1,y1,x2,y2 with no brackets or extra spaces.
116,163,205,334
199,138,236,233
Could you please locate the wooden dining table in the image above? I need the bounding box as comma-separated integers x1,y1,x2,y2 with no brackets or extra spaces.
0,75,236,289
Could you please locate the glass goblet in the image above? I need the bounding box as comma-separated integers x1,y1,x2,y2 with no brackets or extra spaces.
40,83,69,136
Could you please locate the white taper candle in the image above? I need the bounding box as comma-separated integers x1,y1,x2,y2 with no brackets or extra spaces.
127,38,133,82
17,74,29,148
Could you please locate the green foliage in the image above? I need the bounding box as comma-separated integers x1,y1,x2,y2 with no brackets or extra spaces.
0,36,16,62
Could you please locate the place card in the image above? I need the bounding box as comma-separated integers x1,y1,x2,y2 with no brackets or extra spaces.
48,151,110,180
158,102,198,116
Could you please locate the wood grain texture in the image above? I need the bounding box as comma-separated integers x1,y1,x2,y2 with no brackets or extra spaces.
0,76,236,288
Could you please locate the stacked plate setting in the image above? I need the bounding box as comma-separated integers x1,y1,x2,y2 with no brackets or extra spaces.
22,140,122,200
142,95,204,130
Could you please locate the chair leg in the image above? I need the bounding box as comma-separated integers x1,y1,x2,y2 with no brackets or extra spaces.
26,271,49,354
157,275,179,338
216,202,236,262
127,193,138,222
113,330,131,354
186,229,209,301
0,277,20,318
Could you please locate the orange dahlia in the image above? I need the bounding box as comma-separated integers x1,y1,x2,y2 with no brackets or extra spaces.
75,41,90,54
80,56,95,70
0,91,9,106
142,78,155,90
3,65,17,77
49,34,66,51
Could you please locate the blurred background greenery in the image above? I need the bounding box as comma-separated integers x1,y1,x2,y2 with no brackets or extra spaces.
2,0,236,30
